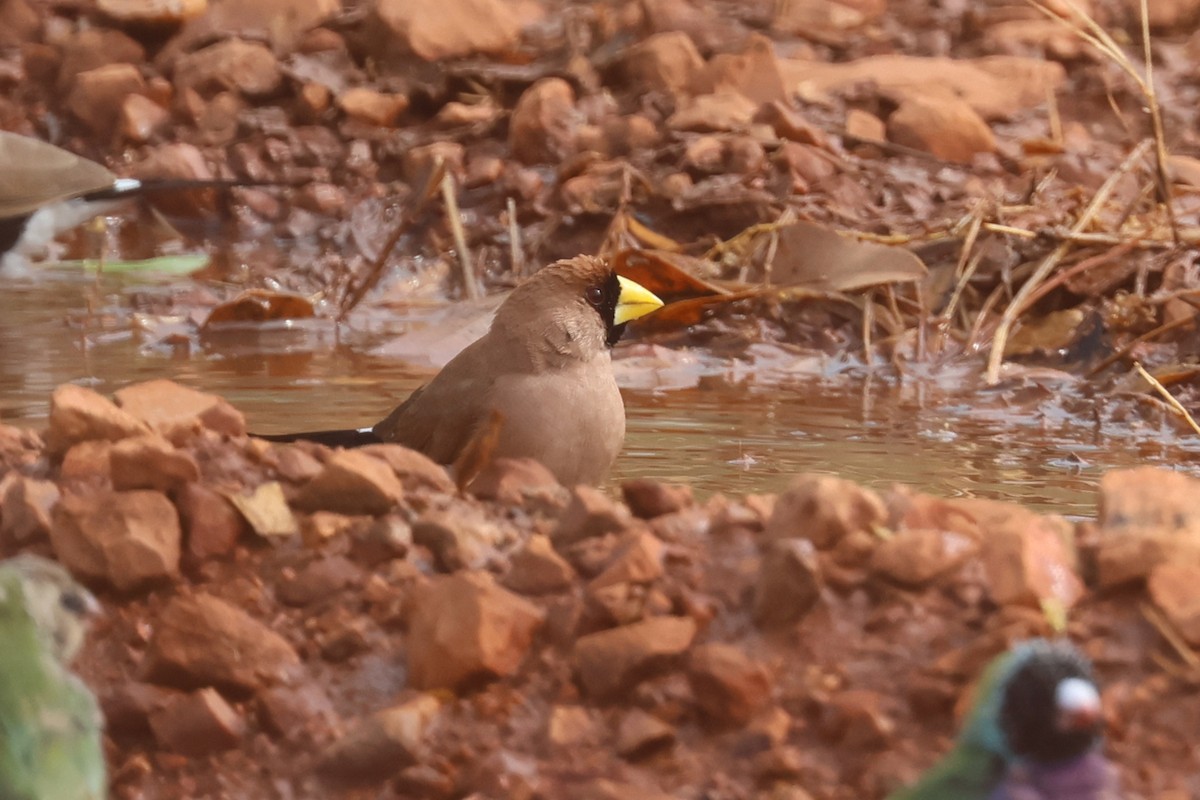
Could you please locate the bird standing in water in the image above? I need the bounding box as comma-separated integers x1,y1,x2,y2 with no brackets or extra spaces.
0,555,105,800
257,256,664,486
890,638,1116,800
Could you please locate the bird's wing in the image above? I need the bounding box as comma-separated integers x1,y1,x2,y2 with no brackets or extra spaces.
888,743,1006,800
0,132,117,219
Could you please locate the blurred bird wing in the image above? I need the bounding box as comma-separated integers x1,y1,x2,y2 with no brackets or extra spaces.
888,743,1005,800
0,132,117,219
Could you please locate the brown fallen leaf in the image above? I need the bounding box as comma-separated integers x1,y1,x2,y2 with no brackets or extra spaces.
203,290,316,328
613,249,727,302
455,409,506,493
222,482,299,538
768,221,928,291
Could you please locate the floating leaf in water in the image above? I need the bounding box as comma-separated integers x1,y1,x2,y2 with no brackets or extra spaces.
203,289,316,328
50,253,210,275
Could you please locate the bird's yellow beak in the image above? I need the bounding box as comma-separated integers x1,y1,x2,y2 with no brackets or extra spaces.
614,276,664,325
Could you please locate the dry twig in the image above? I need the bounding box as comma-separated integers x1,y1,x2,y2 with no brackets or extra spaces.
1134,361,1200,435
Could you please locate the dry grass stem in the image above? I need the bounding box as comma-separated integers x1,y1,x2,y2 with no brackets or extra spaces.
1134,361,1200,435
985,139,1153,384
506,196,524,278
1141,601,1200,670
440,165,479,301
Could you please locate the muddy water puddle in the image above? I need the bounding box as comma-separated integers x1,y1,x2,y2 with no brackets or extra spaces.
3,275,1199,516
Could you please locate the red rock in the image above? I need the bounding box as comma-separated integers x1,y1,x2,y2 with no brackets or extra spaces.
67,63,147,135
1147,563,1200,646
755,100,829,147
870,528,979,588
573,616,697,700
463,154,505,188
349,516,412,565
337,87,408,127
400,141,465,184
619,31,704,97
174,482,246,560
667,91,759,132
0,0,38,46
766,474,886,549
59,440,113,481
887,94,996,164
98,0,206,24
820,689,894,749
168,0,339,53
411,503,510,571
0,477,59,545
120,94,170,143
434,99,502,128
174,38,281,97
468,456,565,508
318,694,441,782
295,450,404,515
100,682,174,736
621,478,693,519
688,643,771,726
553,485,632,544
406,571,544,690
589,530,664,590
1095,466,1200,585
46,384,148,456
113,379,245,442
576,779,676,800
725,135,767,174
683,136,725,174
845,107,886,141
300,510,357,547
149,688,244,756
271,444,325,484
359,444,454,492
616,708,675,758
642,0,731,51
224,482,299,539
109,434,199,491
504,534,577,595
754,539,823,629
704,33,787,105
145,592,301,691
547,704,602,748
50,490,181,591
277,556,362,607
1131,0,1200,30
509,78,580,165
56,28,146,91
376,0,524,60
257,683,339,738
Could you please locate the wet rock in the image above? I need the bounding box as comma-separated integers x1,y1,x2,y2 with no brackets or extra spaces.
547,704,603,748
360,443,455,492
120,94,171,143
318,694,441,782
98,0,206,24
869,528,979,588
1095,466,1200,586
170,0,339,54
401,141,464,184
174,38,282,97
622,478,693,519
57,28,146,91
504,534,577,595
553,485,632,544
687,643,772,726
406,571,544,691
574,616,697,700
300,510,357,547
258,683,339,738
616,708,675,758
100,682,174,736
375,0,523,61
59,441,113,481
887,94,997,164
509,77,580,165
589,530,665,590
175,482,246,560
619,31,704,96
51,490,181,591
109,434,199,491
271,444,325,484
753,539,823,629
1147,563,1200,646
820,689,894,750
149,688,244,756
145,592,301,692
412,505,506,571
0,477,59,544
667,91,759,132
766,474,887,548
337,87,408,127
349,516,412,565
704,33,787,105
224,482,299,538
469,457,566,509
46,384,148,456
67,63,146,135
957,498,1084,609
295,450,404,515
113,379,245,442
846,108,887,141
277,556,362,607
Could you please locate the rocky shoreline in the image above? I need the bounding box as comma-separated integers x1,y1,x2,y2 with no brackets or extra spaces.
1,379,1197,799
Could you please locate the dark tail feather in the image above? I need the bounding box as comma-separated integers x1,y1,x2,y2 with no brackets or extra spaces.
253,428,382,448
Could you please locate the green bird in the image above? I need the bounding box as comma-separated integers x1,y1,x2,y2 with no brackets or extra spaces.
0,555,105,800
890,638,1106,800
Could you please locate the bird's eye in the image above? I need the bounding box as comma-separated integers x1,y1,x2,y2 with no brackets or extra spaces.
60,591,89,616
586,286,604,306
